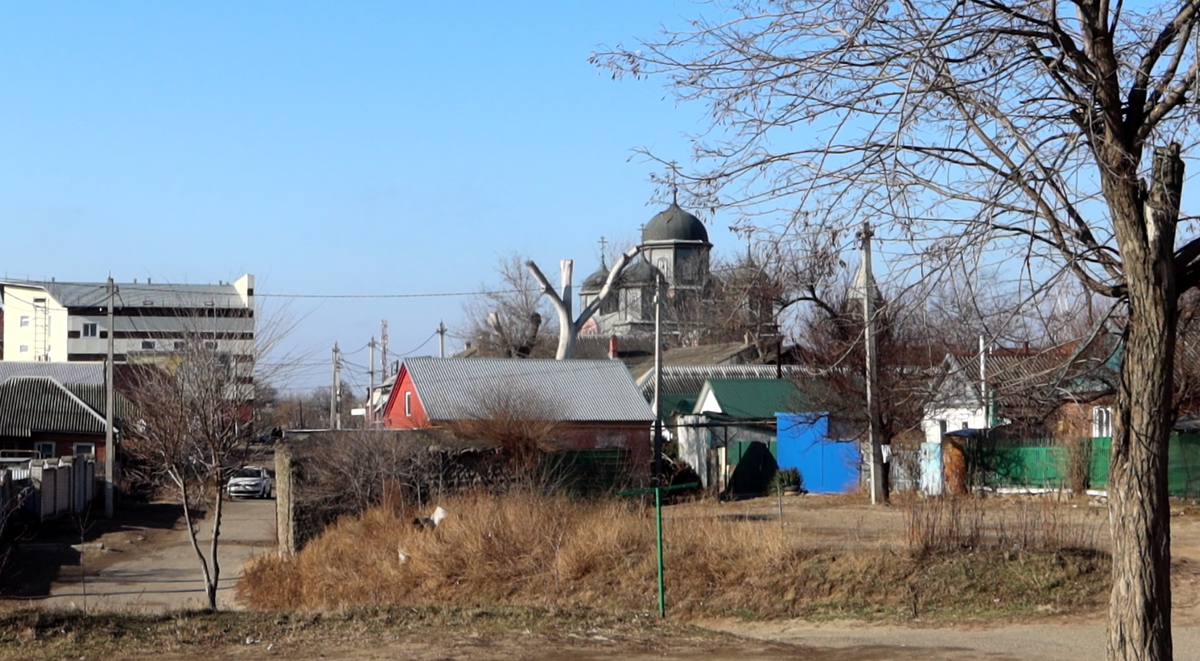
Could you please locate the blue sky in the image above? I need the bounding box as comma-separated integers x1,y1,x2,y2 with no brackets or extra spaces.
0,2,740,392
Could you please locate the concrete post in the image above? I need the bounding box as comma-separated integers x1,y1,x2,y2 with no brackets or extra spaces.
275,443,296,556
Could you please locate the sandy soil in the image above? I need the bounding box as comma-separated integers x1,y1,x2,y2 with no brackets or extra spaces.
8,496,276,612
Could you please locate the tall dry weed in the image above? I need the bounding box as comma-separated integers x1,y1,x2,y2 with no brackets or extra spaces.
907,495,1103,555
240,490,1108,619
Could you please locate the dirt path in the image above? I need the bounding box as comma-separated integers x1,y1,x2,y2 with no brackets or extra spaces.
702,507,1200,661
33,497,275,612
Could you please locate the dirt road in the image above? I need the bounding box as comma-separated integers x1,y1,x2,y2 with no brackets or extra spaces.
35,497,275,612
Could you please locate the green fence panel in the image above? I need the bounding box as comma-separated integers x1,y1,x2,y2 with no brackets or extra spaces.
1169,434,1200,498
1090,437,1111,488
1079,435,1200,497
551,448,631,494
726,440,778,467
967,439,1066,488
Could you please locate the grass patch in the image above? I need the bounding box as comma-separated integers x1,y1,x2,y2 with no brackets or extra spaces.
0,606,719,660
239,491,1109,621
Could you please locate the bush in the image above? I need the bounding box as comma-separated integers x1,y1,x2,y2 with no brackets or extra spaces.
770,467,802,494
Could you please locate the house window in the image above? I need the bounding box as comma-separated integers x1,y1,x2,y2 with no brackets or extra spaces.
204,340,218,350
18,344,29,354
18,315,29,328
141,340,156,350
1093,406,1113,438
82,323,98,338
73,443,95,457
405,392,412,417
35,442,55,459
174,341,186,351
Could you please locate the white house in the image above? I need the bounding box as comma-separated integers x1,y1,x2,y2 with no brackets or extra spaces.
921,353,992,444
0,275,255,368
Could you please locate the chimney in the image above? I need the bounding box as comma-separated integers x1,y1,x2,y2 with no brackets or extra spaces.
608,335,619,359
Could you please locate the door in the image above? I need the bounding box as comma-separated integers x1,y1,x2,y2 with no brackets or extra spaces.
919,442,943,496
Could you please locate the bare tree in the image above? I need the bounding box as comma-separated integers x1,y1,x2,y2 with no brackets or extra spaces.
793,277,950,500
462,254,555,358
123,306,296,611
445,387,564,471
526,246,642,359
595,3,1200,658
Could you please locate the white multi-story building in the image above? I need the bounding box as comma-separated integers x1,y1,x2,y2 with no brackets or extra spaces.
0,275,255,367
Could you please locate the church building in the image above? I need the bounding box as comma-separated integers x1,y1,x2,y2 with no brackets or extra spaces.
579,203,713,338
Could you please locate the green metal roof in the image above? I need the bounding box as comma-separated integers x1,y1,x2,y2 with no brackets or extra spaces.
659,393,696,419
642,203,710,243
694,378,806,419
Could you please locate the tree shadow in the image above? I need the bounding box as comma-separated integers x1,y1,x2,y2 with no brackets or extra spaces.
1,502,195,599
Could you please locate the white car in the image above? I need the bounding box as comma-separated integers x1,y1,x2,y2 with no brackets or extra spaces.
227,466,273,499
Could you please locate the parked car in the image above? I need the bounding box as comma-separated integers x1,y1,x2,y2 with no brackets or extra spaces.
226,466,273,499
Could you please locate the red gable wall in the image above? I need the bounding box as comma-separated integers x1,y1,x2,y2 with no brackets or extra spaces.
382,364,430,429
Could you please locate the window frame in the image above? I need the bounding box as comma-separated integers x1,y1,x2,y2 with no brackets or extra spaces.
35,442,55,459
1092,405,1114,438
82,323,98,338
405,391,412,417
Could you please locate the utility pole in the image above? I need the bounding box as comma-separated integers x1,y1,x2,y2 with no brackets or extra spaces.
653,271,664,485
104,276,116,519
380,320,389,377
437,320,447,358
858,221,886,505
330,343,342,430
368,337,377,426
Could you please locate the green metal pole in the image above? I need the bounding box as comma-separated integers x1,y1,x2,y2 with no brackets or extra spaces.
655,486,665,617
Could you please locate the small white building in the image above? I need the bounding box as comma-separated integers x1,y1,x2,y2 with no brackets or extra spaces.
0,275,255,368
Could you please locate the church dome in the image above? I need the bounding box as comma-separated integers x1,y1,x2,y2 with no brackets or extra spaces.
581,261,609,293
642,203,709,243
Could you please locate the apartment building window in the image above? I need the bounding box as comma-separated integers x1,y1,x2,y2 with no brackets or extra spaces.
18,315,29,328
82,323,98,338
1093,406,1113,438
35,442,55,459
18,344,28,354
142,340,156,350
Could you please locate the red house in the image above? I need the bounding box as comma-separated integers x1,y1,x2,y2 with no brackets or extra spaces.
382,357,655,468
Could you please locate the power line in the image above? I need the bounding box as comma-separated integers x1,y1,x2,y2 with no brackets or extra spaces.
394,331,438,357
1,278,536,300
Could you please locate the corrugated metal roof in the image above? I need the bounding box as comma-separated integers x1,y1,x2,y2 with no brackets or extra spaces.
405,357,654,423
0,362,103,388
638,364,817,399
0,362,104,386
626,342,758,381
0,376,107,437
695,379,806,419
2,280,246,309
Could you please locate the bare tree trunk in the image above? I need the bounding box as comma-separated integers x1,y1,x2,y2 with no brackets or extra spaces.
207,481,224,611
178,478,215,610
1107,144,1182,661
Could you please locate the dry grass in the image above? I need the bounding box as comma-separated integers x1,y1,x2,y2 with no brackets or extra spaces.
906,494,1104,555
240,491,1108,620
0,606,722,661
